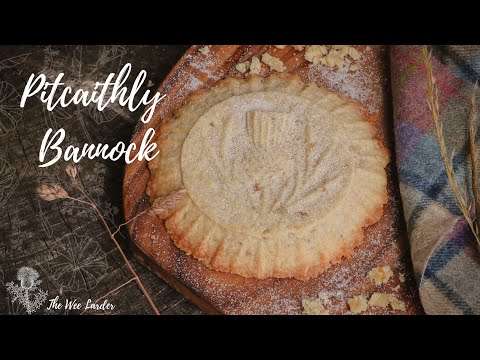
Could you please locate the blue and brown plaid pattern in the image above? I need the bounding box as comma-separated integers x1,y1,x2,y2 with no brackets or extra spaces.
391,45,480,314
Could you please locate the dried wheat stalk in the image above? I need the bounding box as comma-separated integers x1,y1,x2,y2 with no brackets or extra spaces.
469,82,480,236
422,46,480,249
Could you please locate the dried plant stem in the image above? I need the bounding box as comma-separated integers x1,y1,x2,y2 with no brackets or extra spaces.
75,182,99,211
39,164,161,314
469,82,480,235
113,187,187,237
66,196,91,207
423,46,480,248
112,209,148,237
68,194,160,315
38,165,187,315
63,176,160,315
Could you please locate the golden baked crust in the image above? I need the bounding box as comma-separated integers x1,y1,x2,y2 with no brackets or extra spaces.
147,74,389,280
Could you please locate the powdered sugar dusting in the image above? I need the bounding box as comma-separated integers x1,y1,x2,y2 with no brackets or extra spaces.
151,46,229,119
184,73,203,91
182,90,355,233
306,47,384,114
187,52,223,81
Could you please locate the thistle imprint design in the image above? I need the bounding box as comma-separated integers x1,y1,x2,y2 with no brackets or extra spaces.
6,267,48,314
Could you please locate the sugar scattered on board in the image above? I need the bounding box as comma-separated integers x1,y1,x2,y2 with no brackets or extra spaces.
306,46,383,114
188,53,222,81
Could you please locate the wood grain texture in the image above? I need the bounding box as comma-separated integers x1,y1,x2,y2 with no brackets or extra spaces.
124,45,424,315
0,45,203,315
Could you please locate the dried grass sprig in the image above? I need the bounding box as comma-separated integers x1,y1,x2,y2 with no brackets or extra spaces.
37,184,69,201
422,46,480,249
65,163,78,182
468,82,480,236
37,163,161,315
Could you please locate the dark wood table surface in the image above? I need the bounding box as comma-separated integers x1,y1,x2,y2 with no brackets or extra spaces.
0,45,205,314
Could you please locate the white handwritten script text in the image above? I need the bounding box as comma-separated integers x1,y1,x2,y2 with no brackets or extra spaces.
20,63,165,167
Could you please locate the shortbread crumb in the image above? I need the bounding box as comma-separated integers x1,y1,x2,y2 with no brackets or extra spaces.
199,46,210,55
399,273,405,283
293,45,306,51
368,292,406,311
235,61,250,74
388,295,406,311
368,266,393,286
261,53,286,72
249,56,262,75
302,295,329,315
304,45,328,65
274,45,287,49
348,47,361,60
348,295,368,314
368,292,390,308
317,291,329,301
304,45,363,71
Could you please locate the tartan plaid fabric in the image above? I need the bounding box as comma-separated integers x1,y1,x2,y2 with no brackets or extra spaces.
391,45,480,314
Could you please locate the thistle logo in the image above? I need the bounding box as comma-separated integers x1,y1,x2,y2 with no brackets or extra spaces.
6,267,48,314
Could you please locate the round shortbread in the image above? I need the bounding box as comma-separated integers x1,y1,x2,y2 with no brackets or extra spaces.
147,75,389,280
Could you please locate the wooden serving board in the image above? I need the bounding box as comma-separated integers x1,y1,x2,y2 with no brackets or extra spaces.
123,45,424,314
